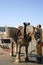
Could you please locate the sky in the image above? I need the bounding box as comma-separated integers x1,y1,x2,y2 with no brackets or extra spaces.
0,0,43,28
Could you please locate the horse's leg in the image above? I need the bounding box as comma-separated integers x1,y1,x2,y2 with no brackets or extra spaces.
15,44,20,62
11,42,14,56
18,45,21,60
16,44,18,54
25,46,29,62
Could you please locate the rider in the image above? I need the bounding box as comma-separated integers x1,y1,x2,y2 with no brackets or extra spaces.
36,24,42,62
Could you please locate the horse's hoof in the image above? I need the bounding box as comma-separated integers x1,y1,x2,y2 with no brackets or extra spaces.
15,58,19,62
25,57,29,62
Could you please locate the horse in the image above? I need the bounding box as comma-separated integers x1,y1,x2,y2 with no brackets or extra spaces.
5,27,21,55
15,23,35,61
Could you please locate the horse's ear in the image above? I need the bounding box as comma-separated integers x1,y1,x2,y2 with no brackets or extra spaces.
28,23,30,25
39,24,41,28
23,22,27,25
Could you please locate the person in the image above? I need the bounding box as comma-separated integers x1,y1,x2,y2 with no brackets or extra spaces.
36,24,42,63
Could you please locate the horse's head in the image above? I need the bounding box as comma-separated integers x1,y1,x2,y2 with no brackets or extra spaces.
34,27,42,44
26,25,42,43
25,25,34,42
